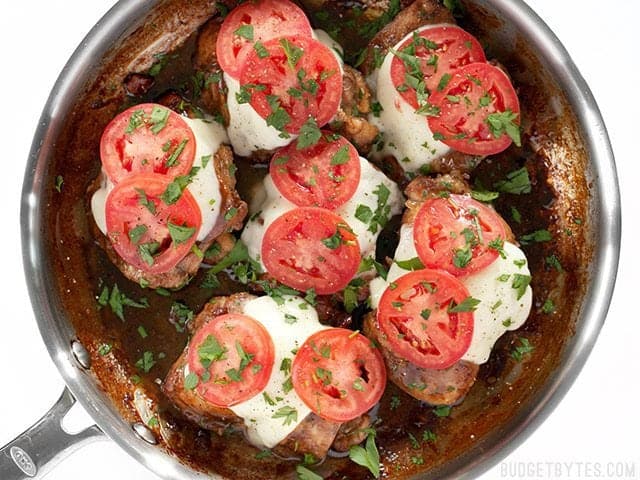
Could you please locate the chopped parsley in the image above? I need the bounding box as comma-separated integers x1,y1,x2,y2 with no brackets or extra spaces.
486,110,521,146
272,406,298,426
494,167,531,194
511,337,534,361
98,283,148,321
296,117,322,149
167,221,196,244
348,432,380,478
233,24,253,40
135,351,156,373
448,296,480,313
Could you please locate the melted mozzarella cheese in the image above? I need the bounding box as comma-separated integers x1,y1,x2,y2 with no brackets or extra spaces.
369,225,532,364
225,30,343,157
368,25,452,172
91,117,227,242
230,295,327,448
225,74,295,158
184,117,227,241
241,157,404,270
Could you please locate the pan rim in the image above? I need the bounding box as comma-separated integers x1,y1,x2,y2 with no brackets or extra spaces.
19,0,621,479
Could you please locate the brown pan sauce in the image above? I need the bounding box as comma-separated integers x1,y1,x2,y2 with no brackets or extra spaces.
44,0,591,478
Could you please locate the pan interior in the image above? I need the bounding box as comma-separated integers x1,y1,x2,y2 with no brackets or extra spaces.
22,0,612,478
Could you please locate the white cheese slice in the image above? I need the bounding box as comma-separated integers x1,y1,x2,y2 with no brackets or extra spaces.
241,157,404,270
91,117,226,242
225,29,343,157
230,295,327,448
369,224,532,364
368,24,452,172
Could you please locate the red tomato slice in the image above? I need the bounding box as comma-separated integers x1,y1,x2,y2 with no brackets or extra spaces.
216,0,313,80
239,35,343,134
292,328,386,422
390,25,486,109
187,313,275,407
100,103,196,183
261,207,360,295
427,62,520,155
270,133,361,210
105,173,202,275
413,194,506,277
377,269,474,370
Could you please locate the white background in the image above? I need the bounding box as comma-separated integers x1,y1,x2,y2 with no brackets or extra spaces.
0,1,637,479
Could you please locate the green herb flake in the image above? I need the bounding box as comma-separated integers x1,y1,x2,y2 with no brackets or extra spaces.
184,372,199,390
97,343,112,356
322,230,343,250
279,38,304,69
198,335,228,368
272,406,298,426
494,167,531,194
437,73,452,91
511,337,534,361
137,325,149,339
54,175,64,193
149,106,170,134
297,117,322,149
520,229,552,245
296,465,323,480
395,256,425,271
331,145,351,166
545,254,563,271
471,190,499,202
167,221,196,244
448,297,480,313
433,405,451,417
135,351,156,373
423,429,437,442
349,433,380,478
511,274,531,300
486,110,521,146
542,298,555,314
234,24,253,40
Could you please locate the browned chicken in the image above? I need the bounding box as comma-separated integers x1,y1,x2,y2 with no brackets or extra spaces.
163,293,370,459
193,18,380,158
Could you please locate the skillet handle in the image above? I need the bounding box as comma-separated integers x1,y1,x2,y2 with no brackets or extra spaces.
0,388,105,479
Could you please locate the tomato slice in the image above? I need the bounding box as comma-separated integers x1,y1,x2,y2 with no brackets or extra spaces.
105,173,202,274
390,25,486,109
187,313,275,407
100,103,196,183
413,194,506,277
216,0,313,80
239,35,343,134
269,133,361,210
261,207,360,295
377,269,474,370
292,328,386,422
427,62,520,155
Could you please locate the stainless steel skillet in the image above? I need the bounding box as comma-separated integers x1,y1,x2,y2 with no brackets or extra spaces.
3,0,620,478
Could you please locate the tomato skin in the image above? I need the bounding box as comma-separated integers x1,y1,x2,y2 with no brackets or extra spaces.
261,207,361,295
239,35,343,134
105,173,202,275
100,103,196,183
187,313,275,407
390,25,486,109
427,62,520,155
269,133,361,210
377,269,474,370
292,328,386,422
413,194,506,277
216,0,313,80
